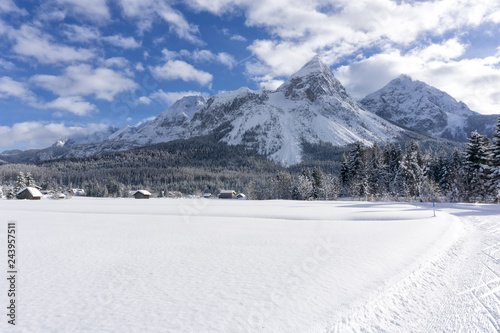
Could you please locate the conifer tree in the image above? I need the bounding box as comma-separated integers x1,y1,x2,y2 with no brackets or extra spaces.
464,131,490,201
489,116,500,201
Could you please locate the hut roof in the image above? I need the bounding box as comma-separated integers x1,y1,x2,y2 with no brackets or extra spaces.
220,190,236,194
17,187,43,197
133,190,151,196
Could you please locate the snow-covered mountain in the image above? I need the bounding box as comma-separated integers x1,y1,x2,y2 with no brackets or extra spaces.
56,125,119,148
79,56,404,165
360,75,498,141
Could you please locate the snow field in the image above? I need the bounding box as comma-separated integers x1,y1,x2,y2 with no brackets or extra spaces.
0,198,465,332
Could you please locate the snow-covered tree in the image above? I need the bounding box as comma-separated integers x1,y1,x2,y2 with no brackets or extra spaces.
14,171,26,193
296,170,314,200
400,141,428,200
464,131,490,201
488,116,500,201
25,172,36,187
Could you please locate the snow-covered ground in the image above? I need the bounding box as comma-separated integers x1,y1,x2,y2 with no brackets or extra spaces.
0,198,498,332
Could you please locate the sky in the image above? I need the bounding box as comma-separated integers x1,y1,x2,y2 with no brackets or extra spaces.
1,0,500,151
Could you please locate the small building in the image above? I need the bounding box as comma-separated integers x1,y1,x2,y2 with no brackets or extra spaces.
203,193,212,199
236,193,247,200
16,187,43,200
133,190,151,199
218,190,236,199
70,188,86,196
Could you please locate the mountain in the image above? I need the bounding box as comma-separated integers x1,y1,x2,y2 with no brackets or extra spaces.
78,56,404,165
360,75,498,141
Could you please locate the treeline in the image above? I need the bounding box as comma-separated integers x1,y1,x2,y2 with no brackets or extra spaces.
0,136,284,197
336,119,500,202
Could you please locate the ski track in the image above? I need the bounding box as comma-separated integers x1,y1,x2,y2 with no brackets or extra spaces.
320,203,500,333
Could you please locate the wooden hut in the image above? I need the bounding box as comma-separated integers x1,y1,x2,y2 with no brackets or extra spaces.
218,190,236,199
133,190,151,199
16,187,43,200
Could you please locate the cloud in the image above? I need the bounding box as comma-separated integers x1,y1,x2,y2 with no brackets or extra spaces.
54,0,110,23
119,0,202,43
102,35,141,49
150,60,213,85
0,0,28,15
62,24,141,49
162,48,237,68
62,24,100,42
32,64,138,101
0,58,16,71
145,89,208,105
0,76,36,102
103,57,130,68
43,96,97,116
9,24,95,64
0,121,110,149
230,34,247,42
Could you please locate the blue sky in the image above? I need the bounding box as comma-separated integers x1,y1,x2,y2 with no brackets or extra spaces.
1,0,500,151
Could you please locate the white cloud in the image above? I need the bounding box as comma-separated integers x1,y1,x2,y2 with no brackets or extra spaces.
0,122,110,149
230,34,247,42
222,27,247,41
147,90,208,105
62,24,100,43
9,24,95,64
0,0,28,15
216,52,237,68
43,96,96,116
54,0,110,23
102,35,141,49
62,24,141,49
138,96,152,105
151,60,213,85
0,58,16,71
103,57,130,68
119,0,202,43
162,48,237,68
135,62,145,71
0,76,35,102
32,64,138,101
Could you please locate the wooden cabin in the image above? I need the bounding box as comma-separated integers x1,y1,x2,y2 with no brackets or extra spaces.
16,187,43,200
133,190,151,199
218,190,236,199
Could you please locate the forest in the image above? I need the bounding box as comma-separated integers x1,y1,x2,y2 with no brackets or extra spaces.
1,116,499,203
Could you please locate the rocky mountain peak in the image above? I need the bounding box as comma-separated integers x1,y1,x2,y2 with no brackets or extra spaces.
277,55,352,103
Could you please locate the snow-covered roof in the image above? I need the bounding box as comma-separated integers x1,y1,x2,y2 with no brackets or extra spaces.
220,190,236,194
17,187,43,197
133,190,151,196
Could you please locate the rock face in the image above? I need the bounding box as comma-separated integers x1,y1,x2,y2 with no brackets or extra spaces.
360,75,498,141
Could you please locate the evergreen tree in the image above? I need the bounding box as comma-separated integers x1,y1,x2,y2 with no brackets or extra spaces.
464,131,490,201
14,171,26,193
311,167,324,199
400,141,428,200
347,142,367,199
296,170,314,200
25,172,36,187
489,116,500,201
447,150,466,202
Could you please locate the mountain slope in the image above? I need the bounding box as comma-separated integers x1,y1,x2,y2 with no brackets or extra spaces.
360,75,498,141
